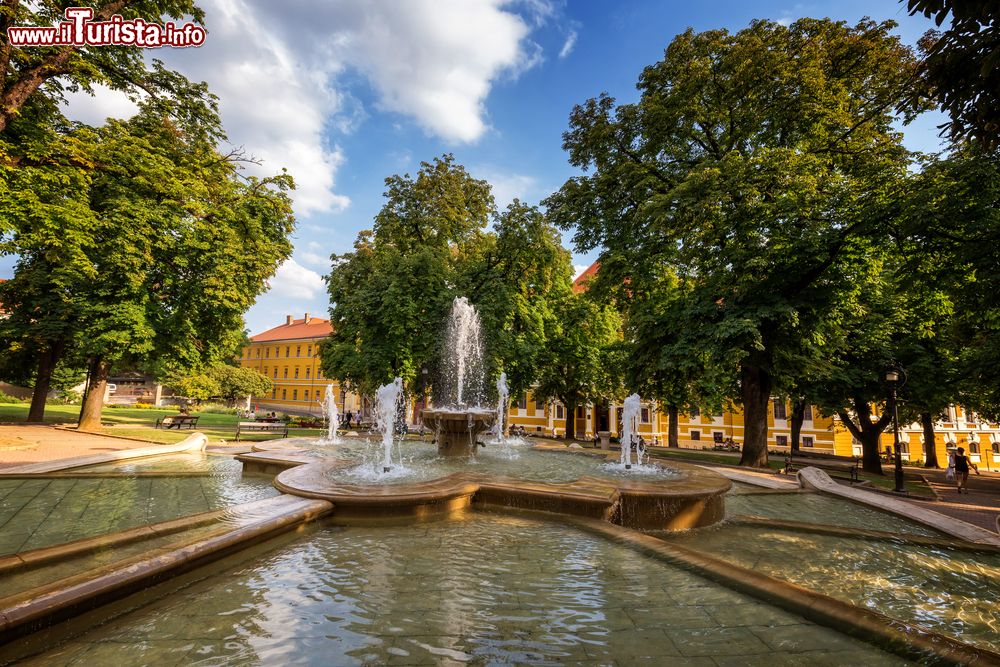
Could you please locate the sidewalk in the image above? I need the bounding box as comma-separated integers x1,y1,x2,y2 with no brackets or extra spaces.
0,425,155,469
903,466,1000,533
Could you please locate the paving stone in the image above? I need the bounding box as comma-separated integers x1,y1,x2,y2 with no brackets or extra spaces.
666,626,772,657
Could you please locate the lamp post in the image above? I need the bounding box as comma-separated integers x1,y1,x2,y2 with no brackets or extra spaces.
885,369,905,493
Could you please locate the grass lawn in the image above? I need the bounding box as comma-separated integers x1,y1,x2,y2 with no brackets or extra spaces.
0,403,323,445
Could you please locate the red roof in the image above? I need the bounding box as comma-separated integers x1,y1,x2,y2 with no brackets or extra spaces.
251,315,332,342
572,261,600,293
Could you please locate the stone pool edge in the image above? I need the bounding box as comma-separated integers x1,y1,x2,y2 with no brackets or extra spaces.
0,432,208,475
568,516,1000,667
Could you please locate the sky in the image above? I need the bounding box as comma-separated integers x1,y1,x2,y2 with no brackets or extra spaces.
13,0,952,335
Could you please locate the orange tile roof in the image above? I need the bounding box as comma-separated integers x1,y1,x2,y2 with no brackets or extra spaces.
250,316,332,342
572,261,600,293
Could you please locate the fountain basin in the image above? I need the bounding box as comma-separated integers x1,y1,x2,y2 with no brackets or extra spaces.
421,407,495,457
265,452,730,530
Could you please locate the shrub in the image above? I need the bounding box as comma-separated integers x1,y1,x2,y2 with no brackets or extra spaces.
198,403,240,415
0,391,25,404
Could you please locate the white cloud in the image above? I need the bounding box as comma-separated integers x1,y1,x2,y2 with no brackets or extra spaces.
268,259,325,300
477,168,540,208
558,30,577,59
61,84,139,126
573,264,589,280
298,242,331,270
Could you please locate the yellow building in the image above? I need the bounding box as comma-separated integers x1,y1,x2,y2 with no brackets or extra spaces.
239,314,361,417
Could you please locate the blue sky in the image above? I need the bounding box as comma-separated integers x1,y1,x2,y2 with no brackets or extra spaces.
6,0,950,335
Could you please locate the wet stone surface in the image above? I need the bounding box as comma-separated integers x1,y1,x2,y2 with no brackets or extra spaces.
13,514,909,666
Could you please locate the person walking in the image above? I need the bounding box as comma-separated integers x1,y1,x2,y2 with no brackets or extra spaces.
953,447,979,494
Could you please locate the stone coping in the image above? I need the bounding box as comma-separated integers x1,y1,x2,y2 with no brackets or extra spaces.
266,454,730,530
0,494,333,643
699,464,801,490
799,467,1000,547
729,515,1000,554
0,432,207,475
569,516,1000,666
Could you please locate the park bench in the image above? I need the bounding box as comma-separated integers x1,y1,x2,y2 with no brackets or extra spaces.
154,415,200,430
235,421,289,441
783,452,861,482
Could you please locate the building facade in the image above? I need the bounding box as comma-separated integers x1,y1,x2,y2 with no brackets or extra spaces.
239,314,361,417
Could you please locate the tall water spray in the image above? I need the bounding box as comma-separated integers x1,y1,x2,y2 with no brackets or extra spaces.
494,372,509,442
620,394,642,469
374,378,403,473
322,384,341,444
439,297,485,407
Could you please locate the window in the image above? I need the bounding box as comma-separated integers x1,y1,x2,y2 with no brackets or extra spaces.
292,390,298,401
970,441,980,454
255,348,260,358
556,405,564,419
803,436,814,448
803,404,813,421
577,406,585,418
285,346,290,358
641,408,650,423
773,399,787,420
283,368,288,379
691,430,701,441
518,394,527,410
317,368,324,379
271,390,276,399
992,442,999,455
294,368,299,379
263,367,268,376
265,348,270,359
775,435,788,446
305,368,311,379
535,397,545,412
273,368,277,378
713,432,724,443
296,346,301,357
281,389,287,399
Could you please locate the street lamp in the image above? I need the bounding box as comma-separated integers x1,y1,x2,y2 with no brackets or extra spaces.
885,368,905,493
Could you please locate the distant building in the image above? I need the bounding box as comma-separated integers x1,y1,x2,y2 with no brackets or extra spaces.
239,314,361,417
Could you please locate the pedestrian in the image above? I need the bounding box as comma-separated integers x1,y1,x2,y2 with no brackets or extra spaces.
346,410,353,428
953,447,979,494
946,449,956,483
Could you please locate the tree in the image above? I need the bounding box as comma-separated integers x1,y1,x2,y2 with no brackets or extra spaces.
905,1,1000,148
0,1,208,135
322,157,573,405
534,292,621,440
546,18,920,467
170,372,218,403
0,103,295,427
211,365,272,405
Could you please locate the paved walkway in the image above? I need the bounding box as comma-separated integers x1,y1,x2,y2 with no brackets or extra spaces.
0,425,154,469
904,466,1000,533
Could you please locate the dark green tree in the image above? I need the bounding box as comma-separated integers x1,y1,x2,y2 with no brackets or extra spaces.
546,18,920,467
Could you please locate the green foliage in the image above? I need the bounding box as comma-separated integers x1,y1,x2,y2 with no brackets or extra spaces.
0,390,25,404
169,372,218,402
210,365,272,403
546,18,919,466
533,291,622,437
906,1,1000,148
322,155,573,401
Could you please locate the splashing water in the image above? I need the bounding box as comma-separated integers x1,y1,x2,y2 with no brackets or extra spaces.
374,378,404,474
620,394,642,468
438,297,485,407
494,372,509,443
320,384,341,444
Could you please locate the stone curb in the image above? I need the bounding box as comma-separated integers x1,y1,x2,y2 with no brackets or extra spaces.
0,494,333,643
568,516,1000,666
798,467,1000,546
0,432,208,475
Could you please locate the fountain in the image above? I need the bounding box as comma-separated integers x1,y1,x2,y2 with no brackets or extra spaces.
320,384,341,444
620,393,641,469
493,372,509,444
374,378,403,473
421,297,495,457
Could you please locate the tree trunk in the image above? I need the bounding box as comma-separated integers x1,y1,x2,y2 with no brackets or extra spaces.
564,402,576,440
921,411,939,468
837,396,891,475
738,363,772,467
667,404,679,447
27,342,64,422
78,357,111,431
789,398,806,453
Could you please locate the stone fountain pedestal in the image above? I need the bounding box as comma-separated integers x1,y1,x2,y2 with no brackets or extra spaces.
597,431,611,451
421,408,495,457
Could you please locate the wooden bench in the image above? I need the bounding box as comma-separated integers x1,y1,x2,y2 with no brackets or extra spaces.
783,453,861,482
235,421,289,441
155,415,200,430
